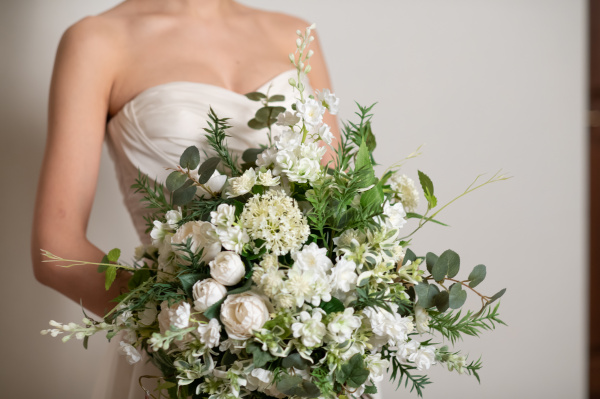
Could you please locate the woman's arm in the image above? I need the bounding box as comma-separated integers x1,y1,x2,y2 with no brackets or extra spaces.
31,17,129,317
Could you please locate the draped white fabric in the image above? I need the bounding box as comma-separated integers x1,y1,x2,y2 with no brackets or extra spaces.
93,69,309,399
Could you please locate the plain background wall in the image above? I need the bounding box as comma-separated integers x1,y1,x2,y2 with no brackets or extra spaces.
0,0,586,398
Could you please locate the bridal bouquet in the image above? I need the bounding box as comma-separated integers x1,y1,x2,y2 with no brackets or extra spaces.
42,25,507,399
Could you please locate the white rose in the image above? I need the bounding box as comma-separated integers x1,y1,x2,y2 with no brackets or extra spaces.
410,345,437,370
220,292,270,340
197,318,222,349
171,221,221,262
192,278,228,312
209,251,246,286
157,301,191,334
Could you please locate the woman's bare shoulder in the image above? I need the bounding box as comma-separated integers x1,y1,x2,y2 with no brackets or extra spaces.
247,8,313,42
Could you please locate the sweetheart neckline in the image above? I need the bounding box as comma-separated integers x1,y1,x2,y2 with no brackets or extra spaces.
108,68,298,121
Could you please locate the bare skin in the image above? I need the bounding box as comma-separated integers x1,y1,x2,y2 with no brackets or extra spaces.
31,0,339,317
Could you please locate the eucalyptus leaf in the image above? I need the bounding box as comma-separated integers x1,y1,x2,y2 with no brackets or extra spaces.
180,146,200,170
247,342,276,368
336,353,370,388
166,171,188,192
172,183,197,206
468,264,487,288
268,94,285,102
448,283,467,309
416,283,440,309
276,375,321,398
433,249,460,281
282,352,311,370
248,118,267,130
435,290,450,312
403,248,417,266
425,252,438,274
198,157,221,184
255,106,286,125
245,92,267,101
242,148,264,164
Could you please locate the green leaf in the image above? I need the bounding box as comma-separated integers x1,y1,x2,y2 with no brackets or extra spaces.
448,283,467,309
255,106,286,125
203,298,225,320
489,288,506,304
415,283,440,309
197,157,221,184
359,181,384,209
355,140,374,182
242,148,264,164
83,335,89,350
435,290,450,312
282,352,311,370
418,170,437,208
276,375,321,398
178,273,208,298
433,249,460,281
365,122,377,152
468,264,487,288
180,146,201,170
104,267,117,291
107,248,121,263
336,353,370,388
403,248,417,266
128,268,151,290
364,385,378,395
172,182,196,206
247,342,276,368
268,94,285,102
97,255,109,273
245,92,267,101
166,171,188,192
425,252,438,274
406,212,449,226
319,297,345,314
227,277,253,296
248,118,267,130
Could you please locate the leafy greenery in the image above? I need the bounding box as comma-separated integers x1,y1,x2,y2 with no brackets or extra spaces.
203,107,240,177
429,303,506,344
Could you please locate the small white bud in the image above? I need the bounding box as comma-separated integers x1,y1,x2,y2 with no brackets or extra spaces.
307,50,314,58
309,36,315,42
309,23,317,30
296,29,302,36
299,61,304,70
289,53,295,63
305,65,312,74
61,335,71,343
40,330,49,335
75,332,86,340
288,78,297,86
296,38,302,48
49,320,62,328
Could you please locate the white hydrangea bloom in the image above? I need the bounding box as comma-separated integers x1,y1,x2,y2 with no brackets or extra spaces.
327,308,362,343
291,309,327,348
217,225,250,254
276,111,301,127
171,221,222,262
411,345,437,370
275,129,302,151
313,123,334,144
292,242,333,273
317,88,340,115
295,98,325,126
286,157,322,184
362,304,414,349
118,341,141,364
329,258,358,297
382,202,407,230
164,209,182,230
365,353,390,382
395,339,420,362
210,204,236,232
256,147,279,168
239,190,309,256
225,168,257,198
389,173,420,213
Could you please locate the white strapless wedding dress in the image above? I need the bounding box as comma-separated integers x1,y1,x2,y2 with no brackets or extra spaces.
92,69,308,399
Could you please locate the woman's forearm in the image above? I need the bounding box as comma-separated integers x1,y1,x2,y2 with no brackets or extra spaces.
32,235,130,318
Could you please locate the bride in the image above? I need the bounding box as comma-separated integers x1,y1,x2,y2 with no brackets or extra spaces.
30,0,339,397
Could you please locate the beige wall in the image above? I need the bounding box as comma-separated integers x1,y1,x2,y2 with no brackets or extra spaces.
0,0,585,398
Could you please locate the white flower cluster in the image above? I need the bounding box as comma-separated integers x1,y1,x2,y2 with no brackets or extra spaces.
389,173,420,212
239,190,309,256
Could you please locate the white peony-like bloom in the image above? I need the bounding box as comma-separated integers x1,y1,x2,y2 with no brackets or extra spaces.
389,174,420,213
209,251,246,286
362,304,414,349
256,147,279,168
382,202,407,230
317,88,340,115
257,265,285,298
189,169,227,198
291,309,327,348
157,301,191,334
210,204,236,232
295,98,325,126
225,168,257,198
286,157,322,184
292,242,333,273
217,225,250,254
192,278,228,312
327,308,362,343
118,341,141,364
150,221,168,245
286,267,331,307
165,209,182,230
138,301,158,326
313,123,334,144
239,190,310,256
414,305,430,334
411,345,437,370
365,353,390,383
197,318,222,349
257,170,280,187
275,129,302,151
171,221,221,262
329,259,358,296
276,111,301,127
220,292,270,340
